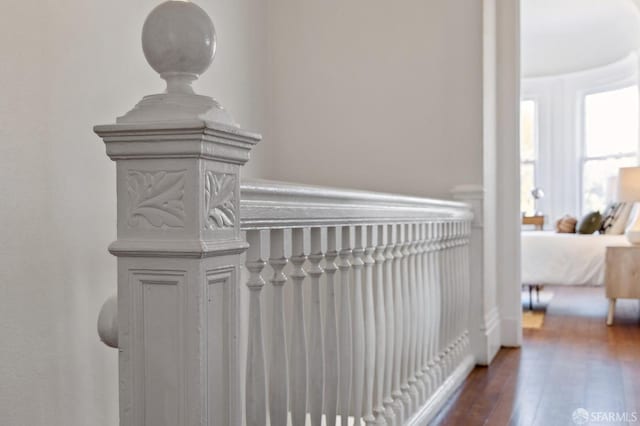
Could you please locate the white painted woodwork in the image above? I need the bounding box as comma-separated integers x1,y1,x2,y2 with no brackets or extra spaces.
432,224,444,387
407,224,420,408
245,230,267,426
400,225,412,415
363,226,377,424
382,226,397,426
240,179,475,228
94,3,259,425
97,295,118,349
121,3,237,126
452,185,501,366
430,223,443,387
95,3,479,426
324,227,340,426
338,228,353,426
269,229,289,426
445,224,453,372
420,223,434,398
413,224,426,403
289,228,308,425
443,224,453,374
372,225,387,425
351,226,366,424
391,225,405,423
308,228,325,426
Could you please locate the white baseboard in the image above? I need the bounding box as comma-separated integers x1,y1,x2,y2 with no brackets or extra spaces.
472,307,501,365
500,315,522,347
406,354,475,426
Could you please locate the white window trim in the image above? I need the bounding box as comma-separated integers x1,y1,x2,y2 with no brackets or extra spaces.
520,98,539,214
576,77,639,214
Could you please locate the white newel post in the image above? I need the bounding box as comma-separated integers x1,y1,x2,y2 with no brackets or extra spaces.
94,2,260,425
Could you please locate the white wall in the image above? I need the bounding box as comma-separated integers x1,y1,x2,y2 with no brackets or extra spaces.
264,0,484,199
0,1,269,425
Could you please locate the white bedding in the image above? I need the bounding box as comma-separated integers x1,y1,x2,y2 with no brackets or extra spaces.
521,231,629,286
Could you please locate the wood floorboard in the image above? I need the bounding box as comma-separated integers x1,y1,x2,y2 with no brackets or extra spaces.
433,286,640,426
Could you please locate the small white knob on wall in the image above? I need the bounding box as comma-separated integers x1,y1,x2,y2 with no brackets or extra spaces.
97,295,118,348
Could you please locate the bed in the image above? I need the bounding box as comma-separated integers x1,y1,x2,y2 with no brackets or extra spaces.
521,231,629,286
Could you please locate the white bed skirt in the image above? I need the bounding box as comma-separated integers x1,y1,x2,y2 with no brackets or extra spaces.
521,231,629,286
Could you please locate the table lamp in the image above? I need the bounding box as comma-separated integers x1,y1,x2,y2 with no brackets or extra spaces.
530,187,544,216
618,166,640,244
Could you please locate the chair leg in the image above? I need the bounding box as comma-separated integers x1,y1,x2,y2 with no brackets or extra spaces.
529,285,533,310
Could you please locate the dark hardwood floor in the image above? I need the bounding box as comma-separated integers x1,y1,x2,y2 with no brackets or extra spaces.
433,286,640,426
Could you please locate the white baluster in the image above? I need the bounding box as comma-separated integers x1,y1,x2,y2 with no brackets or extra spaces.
363,225,377,424
373,225,388,425
351,226,366,424
451,223,459,367
245,230,267,426
463,221,472,351
391,224,405,422
449,222,458,366
456,221,468,364
421,223,435,398
433,222,444,386
382,225,397,426
400,224,412,415
423,222,438,395
413,223,426,403
308,228,325,426
290,228,308,425
407,224,420,409
338,226,353,426
444,222,454,374
269,229,289,426
324,227,339,426
441,223,451,376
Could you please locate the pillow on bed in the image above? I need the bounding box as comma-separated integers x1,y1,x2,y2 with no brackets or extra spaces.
600,202,632,235
577,211,602,234
555,215,577,233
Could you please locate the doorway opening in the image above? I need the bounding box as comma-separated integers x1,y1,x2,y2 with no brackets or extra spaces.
519,0,640,323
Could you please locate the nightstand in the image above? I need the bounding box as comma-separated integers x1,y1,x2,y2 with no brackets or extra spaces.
522,215,544,230
605,245,640,325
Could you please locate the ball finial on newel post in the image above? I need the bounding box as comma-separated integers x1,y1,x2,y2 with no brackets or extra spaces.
118,0,236,126
142,1,216,95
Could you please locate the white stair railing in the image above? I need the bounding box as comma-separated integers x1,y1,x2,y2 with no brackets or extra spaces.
94,2,476,426
240,181,474,426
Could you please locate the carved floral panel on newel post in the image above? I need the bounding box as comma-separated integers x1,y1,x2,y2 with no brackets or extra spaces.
204,171,235,230
127,170,186,229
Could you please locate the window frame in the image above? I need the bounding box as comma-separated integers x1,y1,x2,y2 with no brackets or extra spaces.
578,83,639,214
520,98,539,215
